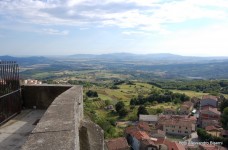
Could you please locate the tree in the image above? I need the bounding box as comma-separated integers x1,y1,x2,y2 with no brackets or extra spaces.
118,108,128,117
130,98,137,105
221,107,228,130
105,100,111,106
86,90,98,97
220,99,228,112
115,101,125,112
156,108,163,114
137,105,149,117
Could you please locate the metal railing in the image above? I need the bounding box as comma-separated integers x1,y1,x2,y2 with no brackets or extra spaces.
0,61,21,124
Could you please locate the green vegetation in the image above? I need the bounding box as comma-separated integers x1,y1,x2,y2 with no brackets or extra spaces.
130,90,189,106
149,80,228,95
220,99,228,112
83,81,189,138
197,128,228,147
86,90,98,97
137,105,148,117
221,107,228,130
115,101,128,117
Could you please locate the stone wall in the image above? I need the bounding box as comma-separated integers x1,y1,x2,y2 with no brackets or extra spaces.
21,85,104,150
21,84,72,109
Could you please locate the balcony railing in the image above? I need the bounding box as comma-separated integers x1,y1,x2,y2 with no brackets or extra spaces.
0,61,21,124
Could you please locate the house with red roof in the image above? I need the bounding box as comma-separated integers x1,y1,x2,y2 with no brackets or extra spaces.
179,101,194,115
198,144,224,150
125,129,155,150
105,137,130,150
157,115,196,136
153,138,185,150
221,130,228,138
199,106,221,128
200,95,218,108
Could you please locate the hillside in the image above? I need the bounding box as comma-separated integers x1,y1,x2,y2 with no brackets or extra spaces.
1,53,228,79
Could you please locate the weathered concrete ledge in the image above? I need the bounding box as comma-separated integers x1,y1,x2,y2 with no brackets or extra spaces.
21,85,104,150
22,85,83,150
21,84,72,109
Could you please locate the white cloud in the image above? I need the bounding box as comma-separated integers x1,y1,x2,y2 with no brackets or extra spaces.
155,24,228,56
122,30,148,35
41,28,69,35
0,0,228,32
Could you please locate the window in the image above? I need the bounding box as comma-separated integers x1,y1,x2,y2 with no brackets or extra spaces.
186,127,188,129
179,126,181,129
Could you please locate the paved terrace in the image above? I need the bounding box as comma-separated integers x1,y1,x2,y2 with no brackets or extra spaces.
0,85,104,150
0,110,45,150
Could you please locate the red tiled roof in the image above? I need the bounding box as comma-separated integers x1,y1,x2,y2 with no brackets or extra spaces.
153,138,165,145
181,101,193,108
141,139,155,146
221,130,228,136
125,121,151,136
131,131,150,140
201,105,216,109
106,137,130,150
158,115,196,127
153,138,185,150
199,144,219,150
151,129,166,135
202,95,218,101
188,116,197,121
200,107,221,115
138,121,150,132
205,126,220,131
125,126,140,135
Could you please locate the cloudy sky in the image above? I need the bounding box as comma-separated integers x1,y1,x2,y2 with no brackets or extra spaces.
0,0,228,56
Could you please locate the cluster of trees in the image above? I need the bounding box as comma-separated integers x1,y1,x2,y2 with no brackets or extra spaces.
221,107,228,130
149,80,228,94
220,97,228,113
86,90,98,97
110,80,135,89
115,101,128,117
130,90,189,105
137,106,149,117
96,118,118,138
68,80,93,87
197,128,228,146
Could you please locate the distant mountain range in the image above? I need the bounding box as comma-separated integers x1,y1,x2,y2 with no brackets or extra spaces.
1,53,228,79
1,53,228,66
68,53,228,64
0,55,51,65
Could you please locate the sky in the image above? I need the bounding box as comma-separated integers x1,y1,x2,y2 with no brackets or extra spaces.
0,0,228,56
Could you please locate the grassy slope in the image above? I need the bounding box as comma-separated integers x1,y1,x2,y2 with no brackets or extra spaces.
84,81,227,139
171,89,228,98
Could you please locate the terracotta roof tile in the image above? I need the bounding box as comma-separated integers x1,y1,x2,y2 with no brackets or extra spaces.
138,121,151,132
125,126,140,135
202,95,218,101
106,137,130,150
199,144,220,150
181,101,193,108
221,130,228,136
131,131,150,140
200,107,221,115
205,126,220,131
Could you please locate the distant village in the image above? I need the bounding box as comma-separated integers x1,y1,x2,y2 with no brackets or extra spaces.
21,79,42,85
105,95,227,150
